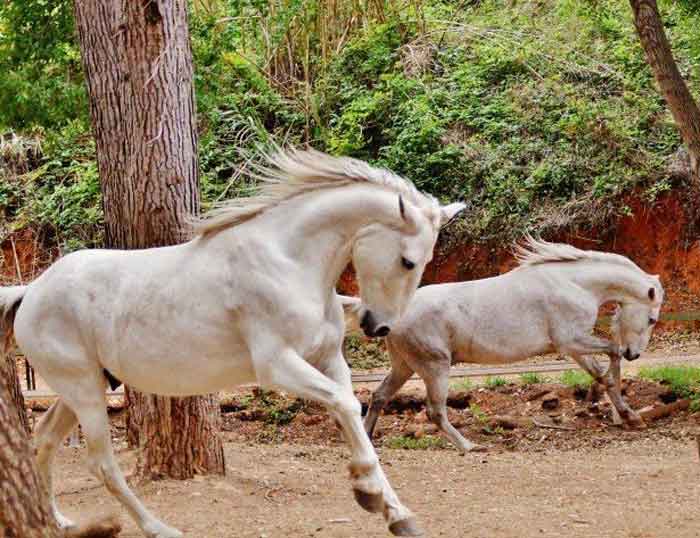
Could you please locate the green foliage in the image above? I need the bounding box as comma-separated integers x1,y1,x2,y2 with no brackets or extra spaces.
2,0,700,250
469,403,488,423
384,434,447,450
484,376,507,388
2,122,103,252
0,0,86,129
639,365,700,398
343,335,389,370
450,377,473,391
251,388,305,425
560,370,594,389
519,372,547,385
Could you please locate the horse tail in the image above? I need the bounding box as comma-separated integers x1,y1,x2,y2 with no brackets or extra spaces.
0,286,26,353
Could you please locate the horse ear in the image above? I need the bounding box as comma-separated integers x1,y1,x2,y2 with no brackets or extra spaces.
648,287,655,301
440,202,466,227
398,195,420,233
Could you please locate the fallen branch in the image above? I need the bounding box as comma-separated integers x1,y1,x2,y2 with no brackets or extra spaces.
532,418,575,431
638,399,690,422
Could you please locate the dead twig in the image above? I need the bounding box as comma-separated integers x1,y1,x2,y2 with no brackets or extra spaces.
532,418,575,431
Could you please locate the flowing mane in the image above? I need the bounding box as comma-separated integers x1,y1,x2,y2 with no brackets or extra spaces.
193,148,436,235
514,235,642,272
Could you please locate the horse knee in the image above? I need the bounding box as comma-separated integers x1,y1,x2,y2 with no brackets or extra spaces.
369,393,387,412
426,404,445,425
334,393,362,418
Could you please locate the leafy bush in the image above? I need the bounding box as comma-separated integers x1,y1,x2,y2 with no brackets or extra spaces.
2,0,699,251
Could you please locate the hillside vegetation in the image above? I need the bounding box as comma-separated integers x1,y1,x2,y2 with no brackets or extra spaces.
1,0,699,254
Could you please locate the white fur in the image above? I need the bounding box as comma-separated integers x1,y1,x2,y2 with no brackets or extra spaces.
362,237,664,452
6,148,462,537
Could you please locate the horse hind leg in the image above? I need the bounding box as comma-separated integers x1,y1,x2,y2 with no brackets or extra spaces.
364,354,414,439
76,401,183,538
420,365,486,454
45,369,182,538
34,399,79,529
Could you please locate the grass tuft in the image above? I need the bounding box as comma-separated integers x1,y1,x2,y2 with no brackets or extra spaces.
484,376,507,388
560,370,593,389
638,365,700,398
519,372,547,385
450,378,473,391
384,435,447,450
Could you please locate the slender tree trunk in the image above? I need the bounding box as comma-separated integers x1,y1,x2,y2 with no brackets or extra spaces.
3,349,29,435
630,0,700,183
73,0,224,479
0,370,59,538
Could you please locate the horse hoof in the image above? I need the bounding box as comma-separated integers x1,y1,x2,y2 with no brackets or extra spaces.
144,521,183,538
389,517,424,536
353,489,383,513
463,443,488,454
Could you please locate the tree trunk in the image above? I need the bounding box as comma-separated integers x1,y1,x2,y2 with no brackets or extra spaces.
73,0,225,479
630,0,700,183
0,369,59,538
3,349,29,435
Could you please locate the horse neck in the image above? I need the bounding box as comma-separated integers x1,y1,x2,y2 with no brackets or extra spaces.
239,184,404,293
567,261,652,304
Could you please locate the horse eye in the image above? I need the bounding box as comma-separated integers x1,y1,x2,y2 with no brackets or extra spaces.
401,257,415,270
649,317,657,326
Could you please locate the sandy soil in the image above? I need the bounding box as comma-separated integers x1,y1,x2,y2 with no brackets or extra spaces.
31,337,700,538
54,436,700,538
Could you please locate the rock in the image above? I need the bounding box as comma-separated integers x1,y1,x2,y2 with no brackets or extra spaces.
526,388,550,402
236,409,267,422
541,392,560,410
300,414,325,427
487,415,531,430
447,390,472,409
386,394,425,413
659,391,679,404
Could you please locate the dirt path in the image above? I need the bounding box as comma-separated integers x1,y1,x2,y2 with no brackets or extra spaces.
55,436,700,538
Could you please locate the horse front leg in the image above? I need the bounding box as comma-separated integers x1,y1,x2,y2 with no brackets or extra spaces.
253,347,421,537
606,355,624,425
561,334,643,427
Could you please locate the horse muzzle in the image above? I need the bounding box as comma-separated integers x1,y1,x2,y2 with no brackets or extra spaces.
360,310,390,338
623,348,640,361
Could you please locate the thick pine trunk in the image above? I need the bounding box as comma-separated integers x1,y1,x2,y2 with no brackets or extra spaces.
630,0,700,183
73,0,224,479
0,370,59,538
3,350,29,435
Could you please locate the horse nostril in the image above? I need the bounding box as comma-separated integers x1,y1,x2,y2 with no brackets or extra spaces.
374,325,390,337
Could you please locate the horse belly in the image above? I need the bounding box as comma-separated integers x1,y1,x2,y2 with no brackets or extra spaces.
454,325,552,365
101,330,256,396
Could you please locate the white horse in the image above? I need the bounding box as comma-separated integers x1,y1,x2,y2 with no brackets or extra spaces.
354,237,664,453
0,148,465,538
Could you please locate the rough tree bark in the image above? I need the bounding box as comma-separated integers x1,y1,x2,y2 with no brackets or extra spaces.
73,0,225,479
0,370,59,538
3,348,29,435
630,0,700,183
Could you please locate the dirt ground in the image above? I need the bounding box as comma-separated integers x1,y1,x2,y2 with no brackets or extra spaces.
31,337,700,537
55,435,700,538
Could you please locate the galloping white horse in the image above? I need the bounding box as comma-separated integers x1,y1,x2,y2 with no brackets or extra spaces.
355,238,664,453
0,149,465,537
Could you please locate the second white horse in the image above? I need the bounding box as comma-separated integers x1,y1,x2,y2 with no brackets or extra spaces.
357,237,664,453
